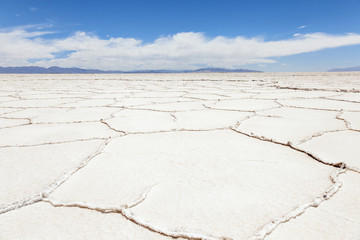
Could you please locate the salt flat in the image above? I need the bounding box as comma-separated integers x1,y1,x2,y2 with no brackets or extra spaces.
0,72,359,240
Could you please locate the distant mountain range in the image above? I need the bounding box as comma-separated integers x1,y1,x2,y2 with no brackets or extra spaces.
0,66,262,74
328,66,360,72
0,66,122,74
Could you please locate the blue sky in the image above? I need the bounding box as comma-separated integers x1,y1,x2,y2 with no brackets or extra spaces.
0,0,360,71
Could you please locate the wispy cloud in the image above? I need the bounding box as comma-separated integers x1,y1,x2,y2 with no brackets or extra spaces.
29,7,38,11
1,25,360,70
297,25,307,29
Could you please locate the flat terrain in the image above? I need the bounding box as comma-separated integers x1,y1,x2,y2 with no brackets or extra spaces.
0,72,359,240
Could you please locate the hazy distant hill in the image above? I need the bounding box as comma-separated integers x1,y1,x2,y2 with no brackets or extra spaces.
0,66,122,74
328,66,360,72
0,66,262,74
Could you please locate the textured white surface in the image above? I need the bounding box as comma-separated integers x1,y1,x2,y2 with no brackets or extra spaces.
0,140,104,205
298,130,360,169
0,202,172,240
236,107,346,145
49,131,333,239
0,72,359,239
267,171,360,240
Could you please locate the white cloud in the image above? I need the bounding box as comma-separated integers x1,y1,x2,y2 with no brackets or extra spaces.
29,7,38,11
298,25,307,29
1,26,360,70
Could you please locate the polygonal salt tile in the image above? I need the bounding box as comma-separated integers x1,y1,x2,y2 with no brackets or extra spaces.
254,90,340,100
142,97,197,104
0,97,19,102
175,110,251,130
130,101,207,112
105,109,176,133
327,92,360,102
60,98,116,107
236,107,346,144
268,171,360,240
50,130,334,239
278,98,360,111
0,99,74,108
0,202,171,240
182,93,233,101
98,98,156,107
2,108,71,119
130,91,186,98
257,106,337,119
0,122,112,147
0,108,19,115
0,140,104,206
32,107,118,123
205,99,279,111
218,92,254,99
112,97,195,108
340,111,360,130
298,130,360,169
90,93,130,99
0,118,29,128
20,93,88,99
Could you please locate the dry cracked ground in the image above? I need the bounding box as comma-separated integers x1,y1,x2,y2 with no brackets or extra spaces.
0,72,359,240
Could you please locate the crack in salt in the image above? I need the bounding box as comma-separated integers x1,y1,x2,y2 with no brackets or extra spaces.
228,127,358,239
0,137,110,149
249,165,346,240
43,186,230,240
272,85,360,93
42,135,121,197
230,128,345,168
1,74,359,239
0,135,120,214
0,194,42,214
170,112,177,123
335,110,360,132
297,129,348,145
